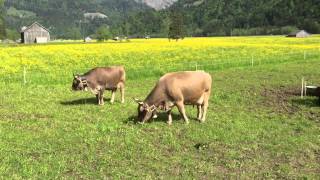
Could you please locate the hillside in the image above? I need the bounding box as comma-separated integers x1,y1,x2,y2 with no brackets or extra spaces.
171,0,320,36
3,0,152,39
1,0,320,40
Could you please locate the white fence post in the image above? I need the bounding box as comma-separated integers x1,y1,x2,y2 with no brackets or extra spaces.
304,81,307,96
301,77,304,99
23,67,27,85
251,55,254,67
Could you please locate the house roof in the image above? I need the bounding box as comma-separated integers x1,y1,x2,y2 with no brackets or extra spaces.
21,22,50,33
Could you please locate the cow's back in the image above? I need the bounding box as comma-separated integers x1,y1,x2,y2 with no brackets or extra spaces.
160,71,212,103
85,66,125,89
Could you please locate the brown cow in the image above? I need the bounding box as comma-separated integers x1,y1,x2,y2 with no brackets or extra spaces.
135,71,212,125
72,66,125,105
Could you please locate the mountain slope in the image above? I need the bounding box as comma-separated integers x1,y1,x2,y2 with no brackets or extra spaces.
4,0,151,38
171,0,320,36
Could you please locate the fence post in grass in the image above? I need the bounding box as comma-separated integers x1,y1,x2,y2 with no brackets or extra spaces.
304,80,307,96
195,62,198,71
301,77,304,99
251,55,254,67
23,66,27,85
304,51,306,60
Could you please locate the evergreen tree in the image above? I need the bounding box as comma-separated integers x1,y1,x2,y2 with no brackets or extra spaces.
0,0,6,39
168,10,184,41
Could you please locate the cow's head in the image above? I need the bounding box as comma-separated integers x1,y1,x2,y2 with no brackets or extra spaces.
135,99,157,124
72,74,87,91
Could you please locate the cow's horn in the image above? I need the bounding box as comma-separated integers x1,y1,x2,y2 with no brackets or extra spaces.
133,98,143,105
149,105,157,111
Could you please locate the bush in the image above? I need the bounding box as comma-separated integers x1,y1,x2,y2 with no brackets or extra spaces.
302,20,320,34
280,26,299,35
5,28,19,40
96,25,111,42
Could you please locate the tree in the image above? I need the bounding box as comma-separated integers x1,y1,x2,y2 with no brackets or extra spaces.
0,0,6,39
168,10,184,41
64,27,82,40
96,25,111,42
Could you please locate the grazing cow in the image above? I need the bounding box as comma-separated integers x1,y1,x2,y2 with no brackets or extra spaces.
72,66,125,105
135,71,212,125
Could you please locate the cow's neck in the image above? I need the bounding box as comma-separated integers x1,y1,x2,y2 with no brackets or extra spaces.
145,87,164,107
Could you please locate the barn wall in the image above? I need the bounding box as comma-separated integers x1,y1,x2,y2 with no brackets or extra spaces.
22,24,50,44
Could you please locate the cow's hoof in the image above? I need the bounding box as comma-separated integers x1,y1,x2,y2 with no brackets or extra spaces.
200,118,206,123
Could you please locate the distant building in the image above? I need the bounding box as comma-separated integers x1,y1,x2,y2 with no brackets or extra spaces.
84,13,108,20
287,30,311,38
85,36,92,42
113,36,120,41
21,22,50,44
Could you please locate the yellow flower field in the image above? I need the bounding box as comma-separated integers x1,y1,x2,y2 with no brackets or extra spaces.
0,36,319,76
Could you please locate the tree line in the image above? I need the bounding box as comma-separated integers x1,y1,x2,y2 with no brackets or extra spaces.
174,0,320,36
0,0,319,40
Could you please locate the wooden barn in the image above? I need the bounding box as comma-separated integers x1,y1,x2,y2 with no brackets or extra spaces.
21,22,50,44
287,30,311,38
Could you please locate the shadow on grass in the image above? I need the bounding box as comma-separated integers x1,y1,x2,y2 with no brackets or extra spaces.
124,112,189,125
60,97,111,105
291,98,320,107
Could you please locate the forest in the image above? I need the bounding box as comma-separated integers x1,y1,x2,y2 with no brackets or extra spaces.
0,0,319,39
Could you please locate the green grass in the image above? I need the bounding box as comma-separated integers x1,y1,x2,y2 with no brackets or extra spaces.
1,58,319,178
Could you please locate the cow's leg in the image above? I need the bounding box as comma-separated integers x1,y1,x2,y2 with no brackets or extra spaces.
110,90,115,104
119,83,125,103
176,101,189,124
96,94,100,104
167,110,173,125
197,105,203,121
201,103,208,122
200,92,210,122
99,91,105,105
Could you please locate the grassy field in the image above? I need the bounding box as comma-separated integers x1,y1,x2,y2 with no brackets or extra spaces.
0,37,320,178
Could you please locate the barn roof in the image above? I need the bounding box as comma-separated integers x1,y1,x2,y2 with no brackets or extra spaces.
21,22,50,33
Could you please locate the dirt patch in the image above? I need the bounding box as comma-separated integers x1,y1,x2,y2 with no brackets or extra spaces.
260,86,320,121
261,86,301,114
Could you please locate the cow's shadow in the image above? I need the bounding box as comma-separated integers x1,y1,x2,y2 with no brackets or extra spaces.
60,98,111,106
124,112,184,124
